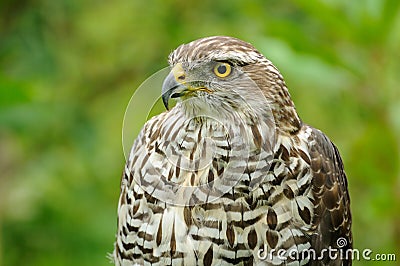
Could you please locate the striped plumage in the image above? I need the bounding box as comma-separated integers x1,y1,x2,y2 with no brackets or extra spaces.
114,36,352,265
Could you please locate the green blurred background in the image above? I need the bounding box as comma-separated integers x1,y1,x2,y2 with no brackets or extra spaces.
1,0,399,265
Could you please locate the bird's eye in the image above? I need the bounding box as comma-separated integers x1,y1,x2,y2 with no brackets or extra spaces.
213,62,231,78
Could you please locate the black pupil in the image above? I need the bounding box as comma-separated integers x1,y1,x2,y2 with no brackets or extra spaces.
217,64,227,74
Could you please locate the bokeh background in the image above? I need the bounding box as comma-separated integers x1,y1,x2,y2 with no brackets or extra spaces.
1,0,399,265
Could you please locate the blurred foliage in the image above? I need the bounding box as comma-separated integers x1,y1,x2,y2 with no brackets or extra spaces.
0,0,399,265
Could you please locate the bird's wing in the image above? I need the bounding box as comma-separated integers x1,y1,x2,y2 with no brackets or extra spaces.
307,126,352,265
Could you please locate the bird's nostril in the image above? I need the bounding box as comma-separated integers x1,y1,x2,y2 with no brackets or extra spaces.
177,75,185,80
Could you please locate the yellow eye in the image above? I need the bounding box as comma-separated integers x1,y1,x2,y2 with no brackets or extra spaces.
213,62,231,78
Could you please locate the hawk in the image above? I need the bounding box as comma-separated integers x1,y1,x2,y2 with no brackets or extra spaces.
113,36,352,265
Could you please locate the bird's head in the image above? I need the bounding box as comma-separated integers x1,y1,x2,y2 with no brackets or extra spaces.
162,36,301,132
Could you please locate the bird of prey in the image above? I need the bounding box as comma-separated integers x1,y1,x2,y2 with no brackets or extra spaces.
113,36,352,265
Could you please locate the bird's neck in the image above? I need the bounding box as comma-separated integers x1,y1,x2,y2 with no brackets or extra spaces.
272,103,302,135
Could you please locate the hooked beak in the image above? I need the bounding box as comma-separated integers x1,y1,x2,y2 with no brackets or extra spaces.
161,70,183,110
161,63,212,110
